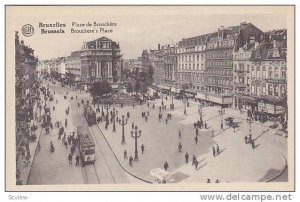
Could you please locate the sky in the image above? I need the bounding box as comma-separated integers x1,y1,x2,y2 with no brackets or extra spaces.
9,6,288,60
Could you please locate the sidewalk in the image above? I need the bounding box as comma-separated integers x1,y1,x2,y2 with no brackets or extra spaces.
16,102,43,185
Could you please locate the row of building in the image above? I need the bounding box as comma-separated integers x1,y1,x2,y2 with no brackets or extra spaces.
39,22,287,116
15,31,39,146
128,22,287,116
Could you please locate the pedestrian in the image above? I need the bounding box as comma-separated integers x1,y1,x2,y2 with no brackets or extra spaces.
194,160,199,170
62,137,65,146
141,144,145,154
178,130,182,139
244,136,248,144
215,179,220,183
64,140,68,148
216,144,220,155
53,106,55,111
192,155,196,165
249,134,252,144
127,112,130,118
178,143,183,152
65,118,68,128
196,128,199,136
205,122,207,129
68,153,72,164
163,161,169,171
132,122,134,129
165,118,168,125
207,179,211,183
129,156,133,167
194,136,198,144
124,150,128,159
75,155,80,166
212,146,216,157
185,152,189,164
211,129,214,137
252,141,255,150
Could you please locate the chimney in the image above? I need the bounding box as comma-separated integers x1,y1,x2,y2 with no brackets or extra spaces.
158,44,161,50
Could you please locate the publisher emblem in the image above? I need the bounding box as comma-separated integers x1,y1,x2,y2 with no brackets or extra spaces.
21,24,34,37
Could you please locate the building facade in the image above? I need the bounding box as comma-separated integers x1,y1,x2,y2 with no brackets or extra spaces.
80,37,122,83
65,51,82,81
162,45,177,86
176,34,208,92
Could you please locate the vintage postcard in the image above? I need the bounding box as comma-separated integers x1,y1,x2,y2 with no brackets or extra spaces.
5,5,295,191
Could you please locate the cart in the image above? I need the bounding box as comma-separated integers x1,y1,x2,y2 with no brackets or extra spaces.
150,168,170,183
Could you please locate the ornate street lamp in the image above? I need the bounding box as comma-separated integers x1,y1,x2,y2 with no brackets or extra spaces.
131,126,142,161
112,108,116,132
247,117,253,138
118,115,128,144
103,102,111,125
218,108,225,130
198,103,203,125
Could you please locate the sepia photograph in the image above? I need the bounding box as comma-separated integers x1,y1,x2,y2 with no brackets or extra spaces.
5,5,295,191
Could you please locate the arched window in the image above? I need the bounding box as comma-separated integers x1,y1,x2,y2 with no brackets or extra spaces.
275,86,279,96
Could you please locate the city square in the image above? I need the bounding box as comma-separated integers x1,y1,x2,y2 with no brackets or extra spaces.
12,10,289,187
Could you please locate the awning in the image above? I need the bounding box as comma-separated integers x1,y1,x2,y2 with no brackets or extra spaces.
157,85,170,90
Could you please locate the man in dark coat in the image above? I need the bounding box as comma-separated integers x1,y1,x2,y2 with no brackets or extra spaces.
141,144,145,154
212,146,216,157
129,156,133,166
164,161,169,171
185,152,189,164
75,154,80,166
194,136,198,144
124,150,128,159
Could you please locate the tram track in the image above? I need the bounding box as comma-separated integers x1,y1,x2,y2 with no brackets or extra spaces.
93,124,152,184
89,125,117,183
81,163,100,184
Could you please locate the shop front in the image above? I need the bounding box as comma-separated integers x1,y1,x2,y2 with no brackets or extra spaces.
196,92,233,108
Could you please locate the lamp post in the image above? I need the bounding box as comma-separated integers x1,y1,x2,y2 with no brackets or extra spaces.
112,108,116,132
104,103,111,125
183,96,187,115
247,117,253,138
218,108,225,130
118,115,128,144
198,103,203,125
131,126,142,161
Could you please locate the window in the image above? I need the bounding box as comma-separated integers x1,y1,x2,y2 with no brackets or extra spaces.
275,86,279,96
251,85,255,94
262,67,266,77
275,67,279,78
269,70,273,78
251,68,255,76
256,67,260,77
262,86,266,94
281,85,286,97
282,71,286,78
268,84,273,95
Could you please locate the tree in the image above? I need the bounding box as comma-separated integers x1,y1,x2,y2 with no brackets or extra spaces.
90,80,112,101
134,80,141,95
126,82,133,94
